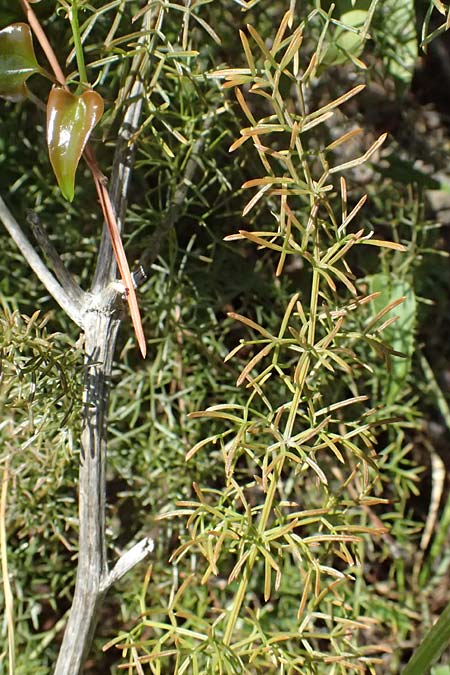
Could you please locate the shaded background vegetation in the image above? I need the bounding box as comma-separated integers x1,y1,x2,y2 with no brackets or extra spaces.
1,1,450,673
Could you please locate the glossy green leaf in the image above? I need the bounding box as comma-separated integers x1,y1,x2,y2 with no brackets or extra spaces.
0,23,41,100
47,87,104,201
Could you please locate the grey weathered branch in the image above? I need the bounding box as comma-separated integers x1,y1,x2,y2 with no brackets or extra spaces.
26,210,85,307
53,284,156,674
0,76,210,675
0,192,156,675
100,537,155,592
1,5,209,673
51,14,158,675
53,293,120,675
0,196,85,326
91,15,151,294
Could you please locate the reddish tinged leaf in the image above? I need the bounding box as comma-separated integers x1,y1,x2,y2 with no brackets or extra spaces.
0,23,41,100
47,87,104,201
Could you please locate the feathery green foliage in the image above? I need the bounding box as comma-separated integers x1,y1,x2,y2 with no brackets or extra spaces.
1,1,450,674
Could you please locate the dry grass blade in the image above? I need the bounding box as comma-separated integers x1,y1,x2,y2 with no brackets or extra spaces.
278,27,303,71
0,457,15,675
301,111,334,132
236,342,273,386
307,84,366,121
420,450,445,552
227,312,274,339
247,24,278,67
315,396,369,417
360,238,407,251
364,296,406,334
327,128,364,152
329,133,387,174
272,10,293,54
239,30,256,75
242,183,271,216
339,194,367,234
235,87,256,125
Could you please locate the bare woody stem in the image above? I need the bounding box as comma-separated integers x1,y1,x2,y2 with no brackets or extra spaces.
53,72,151,675
0,180,153,675
0,10,153,673
0,197,84,326
54,292,153,674
84,146,147,358
54,299,119,675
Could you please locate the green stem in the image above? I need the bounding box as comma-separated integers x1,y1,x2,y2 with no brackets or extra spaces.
223,460,284,645
223,554,255,646
307,224,320,347
223,195,321,649
284,232,320,439
69,0,88,88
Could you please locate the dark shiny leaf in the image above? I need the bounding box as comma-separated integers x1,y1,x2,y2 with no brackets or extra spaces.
0,23,41,101
47,87,104,201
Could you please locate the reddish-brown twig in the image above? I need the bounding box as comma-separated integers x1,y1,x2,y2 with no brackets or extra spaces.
20,0,67,88
84,145,147,358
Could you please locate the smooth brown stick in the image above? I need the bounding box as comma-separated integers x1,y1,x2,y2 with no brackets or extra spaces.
20,0,67,87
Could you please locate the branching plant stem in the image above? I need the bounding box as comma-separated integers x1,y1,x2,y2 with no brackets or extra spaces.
0,197,84,326
223,216,321,646
52,54,153,672
53,301,120,675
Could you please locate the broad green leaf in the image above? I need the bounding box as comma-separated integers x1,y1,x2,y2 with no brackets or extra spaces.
321,10,367,67
379,0,417,90
47,87,104,201
367,274,416,405
0,23,41,100
321,0,372,12
374,154,441,190
403,602,450,674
